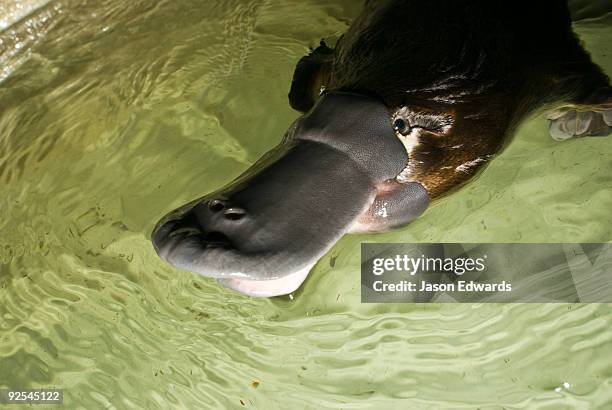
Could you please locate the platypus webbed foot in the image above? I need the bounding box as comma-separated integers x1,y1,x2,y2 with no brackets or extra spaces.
547,106,612,141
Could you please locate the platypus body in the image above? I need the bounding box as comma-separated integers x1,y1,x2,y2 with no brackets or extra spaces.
152,0,612,296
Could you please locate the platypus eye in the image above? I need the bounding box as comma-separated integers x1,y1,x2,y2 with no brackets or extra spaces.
393,118,411,136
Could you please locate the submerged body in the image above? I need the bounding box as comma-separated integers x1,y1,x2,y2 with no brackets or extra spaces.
152,0,611,296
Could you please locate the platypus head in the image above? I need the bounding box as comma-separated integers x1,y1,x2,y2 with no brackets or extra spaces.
151,92,429,296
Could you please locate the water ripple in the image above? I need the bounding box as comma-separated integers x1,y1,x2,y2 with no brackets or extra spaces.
1,0,612,408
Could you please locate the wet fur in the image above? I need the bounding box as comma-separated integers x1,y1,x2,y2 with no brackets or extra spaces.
290,0,611,198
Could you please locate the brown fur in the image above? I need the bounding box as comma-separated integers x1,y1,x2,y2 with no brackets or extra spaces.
290,0,611,199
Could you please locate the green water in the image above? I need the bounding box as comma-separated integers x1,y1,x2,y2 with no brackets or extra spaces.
1,0,611,408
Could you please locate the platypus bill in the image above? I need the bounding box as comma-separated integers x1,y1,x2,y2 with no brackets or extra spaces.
151,0,612,297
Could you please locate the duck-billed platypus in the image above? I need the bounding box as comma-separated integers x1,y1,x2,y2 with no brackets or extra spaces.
151,0,612,297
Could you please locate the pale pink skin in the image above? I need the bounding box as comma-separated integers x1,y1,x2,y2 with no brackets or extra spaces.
218,264,316,297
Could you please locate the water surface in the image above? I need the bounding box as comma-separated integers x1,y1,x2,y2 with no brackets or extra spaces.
1,0,611,408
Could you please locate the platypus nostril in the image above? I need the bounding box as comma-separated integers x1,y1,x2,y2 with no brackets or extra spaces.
208,200,225,212
224,207,246,221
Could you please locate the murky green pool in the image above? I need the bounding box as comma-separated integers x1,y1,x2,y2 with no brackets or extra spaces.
1,0,611,408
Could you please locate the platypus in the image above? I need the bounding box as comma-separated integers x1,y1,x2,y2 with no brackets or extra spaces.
151,0,611,297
